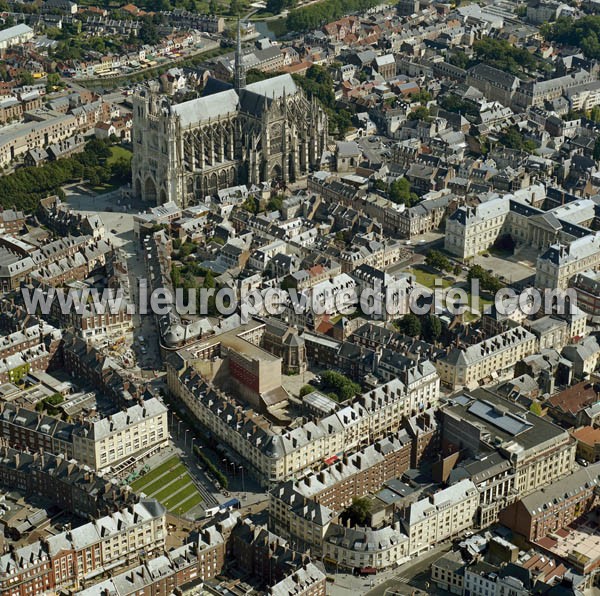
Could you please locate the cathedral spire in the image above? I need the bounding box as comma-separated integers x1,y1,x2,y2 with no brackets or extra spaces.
234,18,246,92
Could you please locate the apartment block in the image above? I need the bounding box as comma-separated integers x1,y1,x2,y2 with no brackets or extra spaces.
0,112,78,168
323,523,410,571
168,357,439,487
404,479,479,555
499,462,600,541
269,563,326,596
435,327,537,389
431,550,466,594
0,209,25,234
536,237,600,290
441,392,577,501
0,398,168,471
72,398,169,470
0,447,135,518
572,426,600,463
0,403,75,458
570,270,600,317
515,70,593,108
268,432,418,568
76,526,226,595
0,499,166,595
0,24,34,55
566,80,600,111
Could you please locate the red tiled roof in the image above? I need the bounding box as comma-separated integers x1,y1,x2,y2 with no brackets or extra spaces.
572,425,600,445
548,381,597,415
316,320,334,336
536,536,557,550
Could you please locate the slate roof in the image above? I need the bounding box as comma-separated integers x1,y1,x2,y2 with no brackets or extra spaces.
171,88,239,126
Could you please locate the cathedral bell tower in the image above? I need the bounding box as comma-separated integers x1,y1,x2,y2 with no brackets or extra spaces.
234,18,246,92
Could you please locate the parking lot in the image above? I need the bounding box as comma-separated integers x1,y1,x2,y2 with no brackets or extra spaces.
473,250,536,286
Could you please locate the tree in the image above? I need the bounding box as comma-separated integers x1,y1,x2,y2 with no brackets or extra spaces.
300,385,315,397
388,177,418,206
468,265,502,294
320,370,361,401
543,16,600,60
498,126,538,154
411,89,431,104
594,137,600,160
241,195,259,214
407,105,431,122
246,69,272,84
396,313,422,337
286,0,382,33
267,194,284,212
453,264,462,276
425,250,451,272
448,50,470,70
439,93,478,118
333,109,352,137
140,20,159,45
229,0,241,15
20,71,35,85
87,169,100,186
46,72,62,92
422,314,442,341
203,270,215,289
473,37,547,76
347,497,372,525
267,0,294,12
530,402,543,416
111,157,131,182
85,138,112,159
0,141,120,211
209,0,219,12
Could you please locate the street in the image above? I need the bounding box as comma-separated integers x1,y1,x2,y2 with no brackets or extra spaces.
326,542,452,596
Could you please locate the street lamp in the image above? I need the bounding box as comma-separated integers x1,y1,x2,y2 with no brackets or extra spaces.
238,464,245,492
184,428,190,449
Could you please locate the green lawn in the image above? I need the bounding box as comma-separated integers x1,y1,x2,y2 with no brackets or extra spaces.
86,181,120,194
131,456,180,489
409,266,454,289
462,294,495,322
107,145,132,166
130,456,203,515
163,482,198,508
136,464,187,496
153,476,193,502
172,493,204,516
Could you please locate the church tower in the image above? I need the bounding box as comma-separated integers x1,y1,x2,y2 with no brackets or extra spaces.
234,19,246,92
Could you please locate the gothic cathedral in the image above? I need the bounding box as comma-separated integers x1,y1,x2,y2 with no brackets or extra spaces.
131,24,328,207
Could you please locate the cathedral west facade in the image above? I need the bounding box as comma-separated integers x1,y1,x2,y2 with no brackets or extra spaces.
131,33,328,206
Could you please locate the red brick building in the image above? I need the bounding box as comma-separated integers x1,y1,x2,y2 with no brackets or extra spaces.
499,462,599,541
293,432,412,512
0,499,167,595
